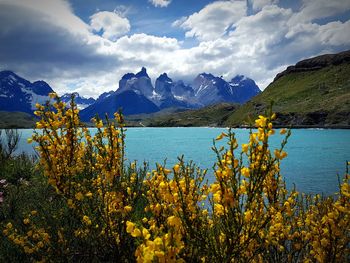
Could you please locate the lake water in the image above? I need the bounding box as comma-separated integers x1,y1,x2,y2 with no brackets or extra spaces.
6,128,350,195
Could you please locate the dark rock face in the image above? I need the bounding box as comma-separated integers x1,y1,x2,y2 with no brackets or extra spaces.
154,73,197,109
80,90,159,121
192,73,261,106
274,50,350,81
229,75,261,103
118,67,154,98
0,71,54,114
60,92,95,109
1,68,262,119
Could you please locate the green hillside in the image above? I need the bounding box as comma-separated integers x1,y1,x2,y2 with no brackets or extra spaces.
0,111,36,128
226,58,350,127
126,103,239,127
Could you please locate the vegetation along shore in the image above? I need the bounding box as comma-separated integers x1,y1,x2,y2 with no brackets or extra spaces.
0,94,349,262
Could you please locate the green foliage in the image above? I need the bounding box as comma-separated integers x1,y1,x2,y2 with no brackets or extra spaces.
0,97,349,262
227,63,350,126
0,111,36,129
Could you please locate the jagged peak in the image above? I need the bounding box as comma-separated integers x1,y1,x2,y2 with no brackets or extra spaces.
231,75,248,83
135,67,149,78
198,72,215,79
157,73,173,82
121,72,135,80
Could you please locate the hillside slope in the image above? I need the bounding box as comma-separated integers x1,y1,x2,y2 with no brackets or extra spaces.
126,103,239,127
0,111,36,128
227,51,350,127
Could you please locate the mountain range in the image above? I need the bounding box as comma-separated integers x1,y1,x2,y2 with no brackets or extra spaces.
2,50,347,128
0,67,260,121
79,67,260,121
0,71,54,114
124,50,350,128
226,50,350,127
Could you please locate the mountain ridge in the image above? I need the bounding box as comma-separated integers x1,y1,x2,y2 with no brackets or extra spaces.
226,50,350,127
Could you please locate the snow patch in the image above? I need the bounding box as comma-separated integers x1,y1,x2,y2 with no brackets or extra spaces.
174,95,185,101
195,84,209,96
77,103,90,110
21,88,49,110
150,90,161,100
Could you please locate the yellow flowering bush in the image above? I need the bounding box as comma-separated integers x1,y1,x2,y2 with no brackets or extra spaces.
1,95,349,262
2,93,147,261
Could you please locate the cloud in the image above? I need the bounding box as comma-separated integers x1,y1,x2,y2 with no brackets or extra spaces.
290,0,350,24
1,0,350,99
250,0,279,12
175,0,247,41
149,0,171,8
90,11,130,41
0,0,120,91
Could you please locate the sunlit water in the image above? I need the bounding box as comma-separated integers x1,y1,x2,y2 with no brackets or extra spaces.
6,128,350,195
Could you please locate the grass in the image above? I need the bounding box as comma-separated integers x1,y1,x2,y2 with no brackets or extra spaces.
0,112,36,129
226,63,350,126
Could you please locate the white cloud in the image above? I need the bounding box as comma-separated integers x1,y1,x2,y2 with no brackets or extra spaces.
0,0,90,35
1,0,350,99
90,11,130,41
149,0,171,8
291,0,350,23
250,0,279,12
171,16,187,27
175,0,247,41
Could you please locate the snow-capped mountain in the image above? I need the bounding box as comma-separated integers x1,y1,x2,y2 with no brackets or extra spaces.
154,73,198,109
80,90,159,122
97,90,115,101
0,69,261,120
60,92,95,110
80,68,160,121
229,75,261,103
192,73,261,106
0,70,54,114
81,67,261,120
118,67,154,98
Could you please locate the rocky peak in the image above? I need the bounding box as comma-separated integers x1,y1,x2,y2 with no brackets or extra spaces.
135,67,149,78
274,50,350,81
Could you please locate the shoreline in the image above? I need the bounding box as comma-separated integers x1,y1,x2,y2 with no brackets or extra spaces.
2,124,349,130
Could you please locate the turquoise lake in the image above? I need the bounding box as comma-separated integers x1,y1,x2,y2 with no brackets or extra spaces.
9,128,350,195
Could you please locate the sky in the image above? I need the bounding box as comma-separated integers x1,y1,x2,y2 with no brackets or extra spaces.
0,0,350,98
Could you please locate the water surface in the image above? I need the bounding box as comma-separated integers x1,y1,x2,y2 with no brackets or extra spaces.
8,128,350,195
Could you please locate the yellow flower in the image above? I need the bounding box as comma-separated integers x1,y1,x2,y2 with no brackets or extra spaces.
126,221,135,233
242,144,249,153
280,128,287,135
23,218,30,225
31,210,37,216
48,92,57,99
167,216,182,228
163,168,171,175
241,167,250,177
173,164,180,173
215,132,227,141
75,192,84,201
214,204,224,216
85,192,93,198
124,205,132,212
244,210,252,221
142,228,151,240
82,215,92,225
131,228,141,238
96,120,103,128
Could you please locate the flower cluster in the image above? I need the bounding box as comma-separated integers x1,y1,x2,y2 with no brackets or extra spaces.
1,96,349,262
3,93,145,261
